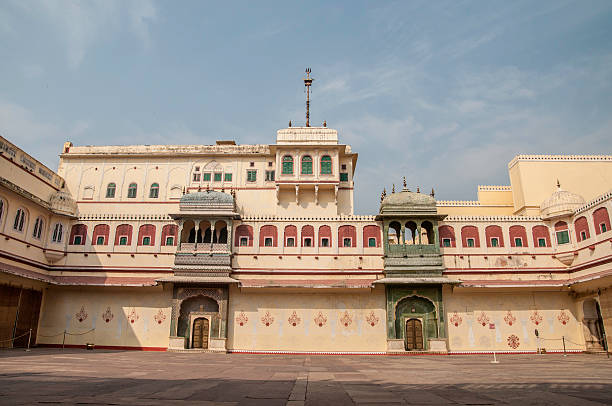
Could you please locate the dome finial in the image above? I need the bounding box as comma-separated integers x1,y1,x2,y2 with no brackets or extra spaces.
392,184,395,193
417,186,420,193
380,188,386,202
556,179,561,189
430,187,435,198
403,176,407,189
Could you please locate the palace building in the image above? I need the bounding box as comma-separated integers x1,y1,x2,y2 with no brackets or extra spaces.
1,76,611,354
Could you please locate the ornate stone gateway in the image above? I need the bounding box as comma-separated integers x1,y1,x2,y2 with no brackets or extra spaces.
159,191,240,351
375,180,460,353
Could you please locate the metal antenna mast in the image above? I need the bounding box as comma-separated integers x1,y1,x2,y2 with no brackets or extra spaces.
304,68,313,127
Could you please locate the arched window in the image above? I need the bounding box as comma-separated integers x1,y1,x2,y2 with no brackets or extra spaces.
0,199,4,222
338,225,356,248
593,207,611,235
92,224,110,245
301,225,314,247
32,217,44,239
574,216,590,242
532,225,551,247
13,208,26,232
52,223,63,243
282,155,293,175
509,225,528,247
301,156,313,174
235,225,253,247
127,183,137,198
461,226,480,248
114,224,133,246
320,155,332,174
485,225,504,247
554,221,570,245
69,224,87,245
284,225,298,247
438,225,456,248
138,224,156,246
149,183,159,198
259,225,278,247
161,224,178,246
106,183,116,198
363,225,381,247
319,225,332,247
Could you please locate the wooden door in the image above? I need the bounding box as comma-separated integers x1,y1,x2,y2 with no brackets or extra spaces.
405,319,424,350
192,318,209,349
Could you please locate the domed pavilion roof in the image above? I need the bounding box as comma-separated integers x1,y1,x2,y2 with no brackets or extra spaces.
175,190,239,218
49,188,77,217
180,190,234,205
379,187,441,218
382,190,436,207
540,182,585,220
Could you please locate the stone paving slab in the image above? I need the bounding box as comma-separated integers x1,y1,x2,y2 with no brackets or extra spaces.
0,349,611,405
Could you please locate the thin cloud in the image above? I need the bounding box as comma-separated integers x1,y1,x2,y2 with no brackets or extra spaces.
5,0,159,69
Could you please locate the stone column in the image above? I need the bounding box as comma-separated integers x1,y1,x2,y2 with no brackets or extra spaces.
227,221,233,252
221,296,228,339
383,223,389,254
432,221,439,248
194,220,200,250
170,298,180,336
210,220,215,251
177,220,184,250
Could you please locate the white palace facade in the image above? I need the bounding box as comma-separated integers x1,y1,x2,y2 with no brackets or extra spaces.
1,105,611,354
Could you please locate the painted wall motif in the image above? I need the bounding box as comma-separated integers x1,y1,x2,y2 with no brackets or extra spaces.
445,291,583,352
227,286,387,352
37,286,171,349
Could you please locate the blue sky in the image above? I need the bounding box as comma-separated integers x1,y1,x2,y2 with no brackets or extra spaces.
1,1,611,214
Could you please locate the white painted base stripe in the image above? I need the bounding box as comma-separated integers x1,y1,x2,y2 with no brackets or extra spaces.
228,349,387,355
449,349,583,354
228,349,584,355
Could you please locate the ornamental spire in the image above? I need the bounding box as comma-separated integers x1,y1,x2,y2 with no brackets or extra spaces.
381,188,387,202
304,68,313,127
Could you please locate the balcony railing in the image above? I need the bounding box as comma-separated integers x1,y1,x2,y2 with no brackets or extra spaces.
387,243,439,256
178,243,230,253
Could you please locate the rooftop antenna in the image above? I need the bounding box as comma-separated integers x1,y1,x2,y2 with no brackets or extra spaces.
304,68,313,127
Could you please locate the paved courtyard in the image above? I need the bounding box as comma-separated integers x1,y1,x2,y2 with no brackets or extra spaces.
0,349,610,405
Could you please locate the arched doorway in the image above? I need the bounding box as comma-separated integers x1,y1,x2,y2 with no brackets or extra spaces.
192,318,210,349
177,295,219,348
395,296,437,351
405,318,424,350
583,299,607,351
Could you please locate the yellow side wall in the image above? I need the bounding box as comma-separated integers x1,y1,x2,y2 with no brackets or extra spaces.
445,290,584,352
227,285,387,352
509,158,612,215
37,286,171,349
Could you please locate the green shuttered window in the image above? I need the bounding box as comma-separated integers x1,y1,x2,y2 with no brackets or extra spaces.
282,156,293,174
301,156,312,174
321,155,332,174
